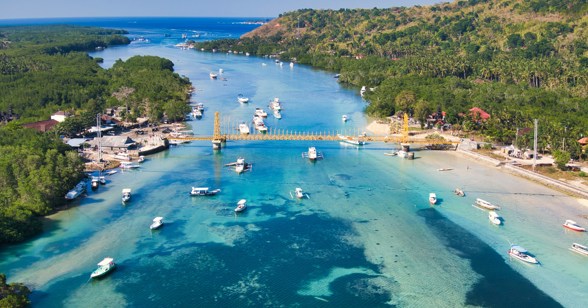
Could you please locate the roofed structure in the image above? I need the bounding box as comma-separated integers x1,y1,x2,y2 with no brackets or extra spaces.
22,119,59,132
87,136,136,150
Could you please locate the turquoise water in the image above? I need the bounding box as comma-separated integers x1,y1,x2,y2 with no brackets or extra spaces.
1,18,586,307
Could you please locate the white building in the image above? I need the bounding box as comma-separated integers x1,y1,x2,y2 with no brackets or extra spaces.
50,111,71,122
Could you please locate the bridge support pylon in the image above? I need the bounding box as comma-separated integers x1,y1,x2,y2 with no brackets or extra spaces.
212,111,226,150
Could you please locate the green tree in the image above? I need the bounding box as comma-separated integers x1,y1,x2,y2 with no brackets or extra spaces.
394,90,416,114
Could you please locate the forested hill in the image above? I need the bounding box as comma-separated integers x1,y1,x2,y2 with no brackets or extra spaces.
195,0,588,157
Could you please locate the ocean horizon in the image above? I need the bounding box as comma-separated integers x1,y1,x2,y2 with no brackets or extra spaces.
0,17,585,307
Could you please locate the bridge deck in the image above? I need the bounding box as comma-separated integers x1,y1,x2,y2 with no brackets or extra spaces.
170,133,458,144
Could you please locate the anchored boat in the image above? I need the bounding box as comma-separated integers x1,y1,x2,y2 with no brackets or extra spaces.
90,258,116,279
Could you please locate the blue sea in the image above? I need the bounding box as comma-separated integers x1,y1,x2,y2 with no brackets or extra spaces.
1,17,586,307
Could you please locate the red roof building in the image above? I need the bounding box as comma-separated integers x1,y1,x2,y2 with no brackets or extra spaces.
22,119,59,132
469,107,490,121
578,137,588,146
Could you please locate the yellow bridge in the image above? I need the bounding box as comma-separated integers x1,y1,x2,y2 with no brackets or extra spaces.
171,112,458,147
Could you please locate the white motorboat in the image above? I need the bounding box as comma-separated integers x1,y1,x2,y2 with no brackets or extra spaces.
397,150,408,158
120,162,140,169
273,110,282,119
474,198,501,210
308,147,317,160
570,243,588,256
342,115,348,122
150,217,164,230
65,181,86,200
190,187,221,196
563,219,586,232
99,175,106,185
454,188,465,197
429,193,437,205
508,245,539,264
337,134,365,146
137,156,145,163
192,109,203,118
254,108,268,117
235,157,246,173
91,177,100,190
195,102,205,111
269,99,281,111
235,199,247,212
122,188,132,203
253,116,268,132
105,170,117,176
488,211,502,225
239,123,250,135
360,86,366,97
90,258,116,279
289,62,294,68
114,152,131,161
237,94,249,103
291,187,309,199
209,72,218,79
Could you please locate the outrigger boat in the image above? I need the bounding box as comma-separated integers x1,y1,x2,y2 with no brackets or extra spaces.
302,146,323,161
90,258,116,279
508,245,539,264
474,198,501,210
570,243,588,256
225,157,252,174
190,187,221,196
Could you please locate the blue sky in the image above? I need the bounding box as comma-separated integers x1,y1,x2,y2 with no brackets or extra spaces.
1,0,446,20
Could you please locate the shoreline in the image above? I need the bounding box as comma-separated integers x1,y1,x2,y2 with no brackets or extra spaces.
365,119,588,200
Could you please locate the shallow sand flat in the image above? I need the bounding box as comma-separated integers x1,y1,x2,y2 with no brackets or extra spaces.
400,150,588,307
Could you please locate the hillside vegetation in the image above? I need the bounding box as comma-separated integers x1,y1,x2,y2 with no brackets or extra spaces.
195,0,588,158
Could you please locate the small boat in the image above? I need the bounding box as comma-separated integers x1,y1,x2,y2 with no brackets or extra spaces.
384,152,397,156
235,199,247,212
563,220,586,232
190,187,221,196
570,243,588,256
273,110,282,119
342,115,348,122
360,86,366,97
269,99,281,111
192,109,203,118
218,68,223,74
291,187,309,199
508,245,539,264
239,123,250,135
429,193,437,205
209,72,218,79
91,177,100,190
90,258,116,279
105,170,117,176
437,168,453,171
150,217,164,230
289,62,294,68
65,181,86,200
397,150,408,158
120,162,140,169
99,176,106,185
454,188,465,197
253,116,268,132
195,102,205,111
114,152,131,161
337,134,365,146
308,147,317,160
489,211,502,225
122,188,132,203
254,108,267,117
474,198,501,210
235,157,246,173
137,156,145,163
237,94,249,103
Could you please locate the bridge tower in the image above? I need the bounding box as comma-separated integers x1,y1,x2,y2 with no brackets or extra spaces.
212,111,225,150
401,113,410,151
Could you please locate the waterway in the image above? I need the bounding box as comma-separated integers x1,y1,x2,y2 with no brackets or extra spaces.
0,18,586,307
